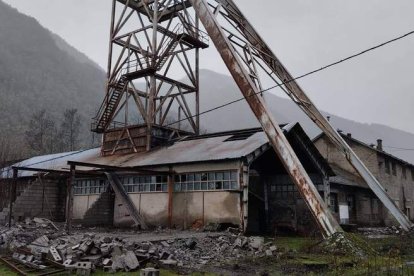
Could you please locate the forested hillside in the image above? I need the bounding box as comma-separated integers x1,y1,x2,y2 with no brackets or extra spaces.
0,0,105,159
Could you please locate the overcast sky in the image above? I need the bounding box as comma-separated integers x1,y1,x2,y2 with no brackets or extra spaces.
4,0,414,133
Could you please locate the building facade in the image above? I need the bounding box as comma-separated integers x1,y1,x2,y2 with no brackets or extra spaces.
314,133,414,226
1,123,332,236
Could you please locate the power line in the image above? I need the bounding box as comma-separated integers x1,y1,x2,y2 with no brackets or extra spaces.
166,29,414,128
3,29,414,175
384,146,414,151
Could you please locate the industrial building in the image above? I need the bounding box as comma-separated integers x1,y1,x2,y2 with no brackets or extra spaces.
1,123,334,235
314,132,414,227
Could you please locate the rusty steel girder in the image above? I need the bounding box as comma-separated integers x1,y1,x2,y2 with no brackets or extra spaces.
207,0,412,231
190,0,342,237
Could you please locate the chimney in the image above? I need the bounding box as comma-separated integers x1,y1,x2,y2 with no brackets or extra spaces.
377,139,383,151
347,133,352,138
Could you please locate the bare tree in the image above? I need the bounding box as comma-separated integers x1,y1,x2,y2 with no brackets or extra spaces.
25,109,57,155
59,108,81,151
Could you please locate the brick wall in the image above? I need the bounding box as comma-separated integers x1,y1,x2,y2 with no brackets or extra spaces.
73,191,115,226
10,178,66,222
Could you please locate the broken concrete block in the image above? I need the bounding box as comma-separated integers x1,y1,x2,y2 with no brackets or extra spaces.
79,240,94,253
161,241,170,247
89,247,99,255
123,251,139,270
32,235,49,247
160,259,177,265
102,258,112,266
63,259,73,267
265,249,273,256
159,251,171,260
269,245,277,252
249,237,264,250
49,246,62,262
72,262,92,276
111,255,125,271
234,237,248,248
185,239,197,250
111,245,122,257
140,267,160,276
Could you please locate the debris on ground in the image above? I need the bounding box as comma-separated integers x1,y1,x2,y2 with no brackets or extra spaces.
310,232,376,257
0,221,280,273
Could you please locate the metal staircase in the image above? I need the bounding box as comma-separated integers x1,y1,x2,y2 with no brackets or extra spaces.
91,76,128,133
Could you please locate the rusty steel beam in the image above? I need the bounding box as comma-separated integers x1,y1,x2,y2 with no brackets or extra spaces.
211,0,412,231
190,0,342,237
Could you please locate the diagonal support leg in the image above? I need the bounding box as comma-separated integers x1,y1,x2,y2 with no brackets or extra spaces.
212,0,412,231
190,0,342,237
105,172,148,229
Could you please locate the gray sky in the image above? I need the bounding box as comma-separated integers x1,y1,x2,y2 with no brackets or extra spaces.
4,0,414,133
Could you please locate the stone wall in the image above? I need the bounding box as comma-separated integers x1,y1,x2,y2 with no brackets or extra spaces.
314,135,414,226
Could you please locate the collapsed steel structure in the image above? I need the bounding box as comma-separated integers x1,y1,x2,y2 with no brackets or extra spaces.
92,0,412,237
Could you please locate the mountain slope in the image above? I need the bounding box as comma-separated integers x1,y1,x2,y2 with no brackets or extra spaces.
0,1,105,153
199,69,414,164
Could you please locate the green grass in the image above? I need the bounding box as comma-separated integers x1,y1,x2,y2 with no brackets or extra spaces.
0,264,16,276
273,236,317,252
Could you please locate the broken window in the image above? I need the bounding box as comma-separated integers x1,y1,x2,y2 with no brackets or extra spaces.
74,179,108,195
330,193,338,213
385,159,390,174
174,170,238,192
402,166,407,179
392,162,397,176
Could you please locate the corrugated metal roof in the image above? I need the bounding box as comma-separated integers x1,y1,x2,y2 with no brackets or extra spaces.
1,126,280,178
86,131,269,168
0,149,100,178
1,123,320,178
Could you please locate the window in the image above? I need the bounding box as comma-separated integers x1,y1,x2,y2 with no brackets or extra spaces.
411,169,414,181
385,159,390,174
330,193,338,213
274,183,297,199
173,170,239,192
392,162,397,176
122,175,168,193
402,167,407,180
74,179,108,195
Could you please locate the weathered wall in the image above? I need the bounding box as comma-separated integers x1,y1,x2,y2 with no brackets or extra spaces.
315,135,414,225
113,191,241,228
72,160,243,229
10,178,66,222
72,194,101,220
74,191,115,226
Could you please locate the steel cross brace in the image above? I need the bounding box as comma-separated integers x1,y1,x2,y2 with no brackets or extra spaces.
190,0,342,237
208,0,412,231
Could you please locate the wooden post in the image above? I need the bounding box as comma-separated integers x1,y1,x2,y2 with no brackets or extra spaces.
8,168,17,228
66,164,75,234
168,169,174,228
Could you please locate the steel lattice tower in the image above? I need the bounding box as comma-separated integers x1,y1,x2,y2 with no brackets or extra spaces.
90,0,412,236
92,0,208,156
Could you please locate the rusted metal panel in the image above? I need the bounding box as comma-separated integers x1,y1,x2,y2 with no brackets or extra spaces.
212,0,412,231
190,0,342,237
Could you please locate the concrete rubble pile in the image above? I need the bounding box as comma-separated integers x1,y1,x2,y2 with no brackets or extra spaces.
358,226,404,237
1,221,280,273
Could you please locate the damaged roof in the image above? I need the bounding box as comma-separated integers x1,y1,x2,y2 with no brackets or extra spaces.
1,123,331,178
